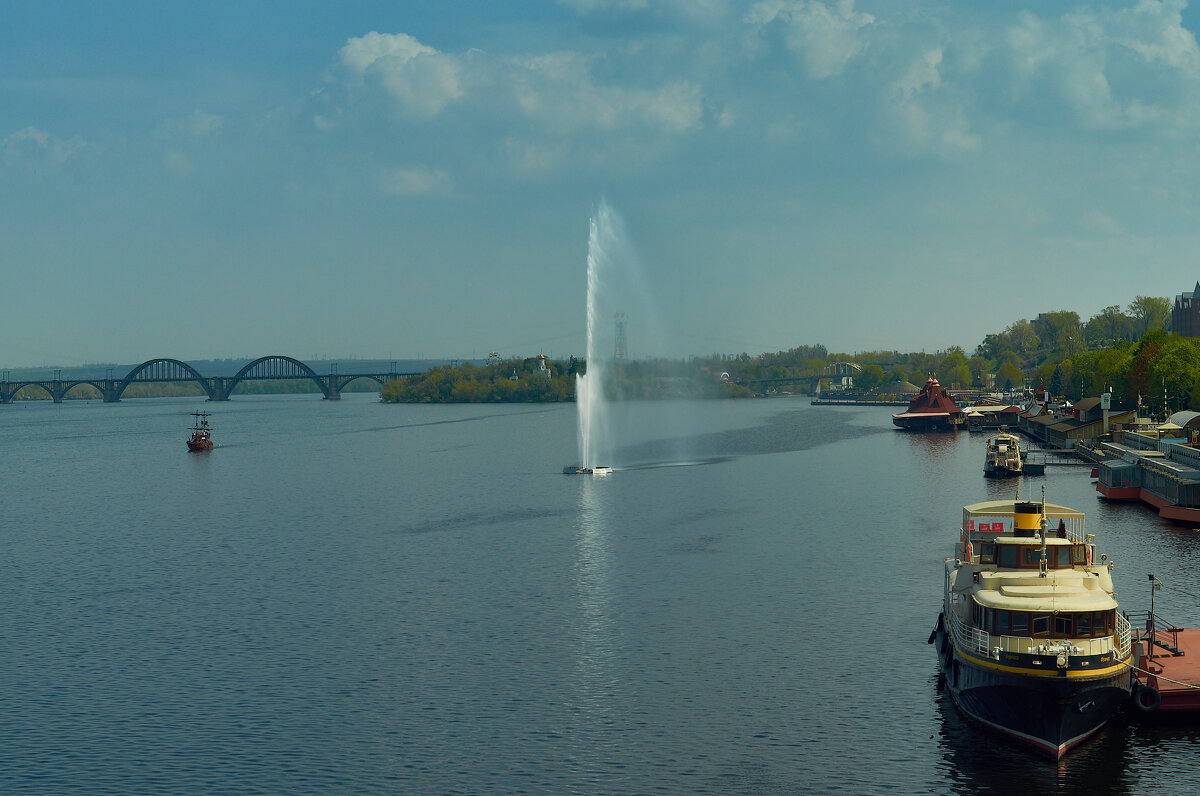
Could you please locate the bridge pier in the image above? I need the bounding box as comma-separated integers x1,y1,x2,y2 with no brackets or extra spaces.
208,377,233,401
100,378,122,402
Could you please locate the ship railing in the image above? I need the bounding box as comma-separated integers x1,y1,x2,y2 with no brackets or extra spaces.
946,608,991,657
948,605,1131,660
1116,612,1131,659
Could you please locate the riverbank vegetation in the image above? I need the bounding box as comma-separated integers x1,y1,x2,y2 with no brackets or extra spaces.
379,356,750,403
11,295,1196,410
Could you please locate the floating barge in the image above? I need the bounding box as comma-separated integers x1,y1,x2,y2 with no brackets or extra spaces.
1128,606,1200,714
1093,421,1200,522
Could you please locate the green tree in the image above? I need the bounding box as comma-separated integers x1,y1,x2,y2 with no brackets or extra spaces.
1049,367,1064,397
1034,311,1082,355
857,363,885,391
996,361,1023,391
968,356,989,385
1128,296,1171,337
944,364,971,389
1148,335,1200,413
1084,305,1134,346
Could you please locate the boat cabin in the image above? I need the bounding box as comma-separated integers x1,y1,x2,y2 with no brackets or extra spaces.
974,537,1089,569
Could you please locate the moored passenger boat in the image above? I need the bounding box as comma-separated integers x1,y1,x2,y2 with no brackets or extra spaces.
930,498,1132,759
983,433,1023,478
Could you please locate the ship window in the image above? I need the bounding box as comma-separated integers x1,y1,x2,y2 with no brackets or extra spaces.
1055,547,1072,567
1097,611,1113,635
1032,614,1051,636
995,611,1011,635
980,544,995,564
1055,614,1073,636
1012,613,1029,635
1077,613,1092,636
1072,545,1087,565
1021,548,1038,566
999,546,1019,566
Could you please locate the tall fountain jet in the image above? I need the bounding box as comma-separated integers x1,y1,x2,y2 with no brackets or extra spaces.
565,203,617,475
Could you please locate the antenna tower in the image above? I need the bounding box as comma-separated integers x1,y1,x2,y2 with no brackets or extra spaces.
614,313,628,361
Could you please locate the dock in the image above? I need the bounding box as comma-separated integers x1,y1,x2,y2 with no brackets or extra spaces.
809,398,908,406
1128,611,1200,713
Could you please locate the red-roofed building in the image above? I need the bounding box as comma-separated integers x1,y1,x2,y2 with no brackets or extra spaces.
892,376,966,431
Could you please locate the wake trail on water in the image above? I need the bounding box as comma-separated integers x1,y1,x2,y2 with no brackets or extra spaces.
614,407,889,467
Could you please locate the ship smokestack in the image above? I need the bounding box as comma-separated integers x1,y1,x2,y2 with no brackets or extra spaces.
1014,501,1041,538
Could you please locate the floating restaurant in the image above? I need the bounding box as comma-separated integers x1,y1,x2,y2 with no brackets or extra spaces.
891,376,966,431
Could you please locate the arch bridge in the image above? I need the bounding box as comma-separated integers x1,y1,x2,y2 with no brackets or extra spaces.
0,356,420,404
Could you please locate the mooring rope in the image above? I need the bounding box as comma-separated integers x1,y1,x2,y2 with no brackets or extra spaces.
1122,658,1200,690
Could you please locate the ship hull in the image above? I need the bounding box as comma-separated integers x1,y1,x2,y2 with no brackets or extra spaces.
936,625,1129,759
892,413,962,432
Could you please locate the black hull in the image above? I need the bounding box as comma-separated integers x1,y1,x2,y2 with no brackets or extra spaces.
893,416,961,432
935,623,1130,759
983,467,1021,479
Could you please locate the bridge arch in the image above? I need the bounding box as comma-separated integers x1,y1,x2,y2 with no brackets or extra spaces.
6,382,54,401
336,374,386,391
61,381,104,400
225,355,330,399
118,358,214,400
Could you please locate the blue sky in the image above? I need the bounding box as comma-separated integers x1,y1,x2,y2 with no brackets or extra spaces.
6,0,1200,367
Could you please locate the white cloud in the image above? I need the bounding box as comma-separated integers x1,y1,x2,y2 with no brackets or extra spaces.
156,110,224,138
377,166,453,196
744,0,875,79
340,32,464,118
161,150,194,178
556,0,729,24
888,48,980,156
2,126,88,167
1080,209,1124,235
1005,1,1200,131
510,51,703,134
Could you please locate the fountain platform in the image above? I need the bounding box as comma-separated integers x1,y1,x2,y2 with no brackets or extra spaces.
563,466,612,475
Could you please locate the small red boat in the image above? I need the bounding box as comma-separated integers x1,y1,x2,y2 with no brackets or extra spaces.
187,411,213,451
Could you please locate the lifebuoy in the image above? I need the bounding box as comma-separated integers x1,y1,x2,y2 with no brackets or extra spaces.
1086,545,1093,565
964,542,973,562
1133,684,1161,713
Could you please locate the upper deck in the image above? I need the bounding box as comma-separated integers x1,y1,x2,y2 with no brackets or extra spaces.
962,500,1086,544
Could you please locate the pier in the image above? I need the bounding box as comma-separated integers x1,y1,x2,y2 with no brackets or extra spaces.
1128,606,1200,714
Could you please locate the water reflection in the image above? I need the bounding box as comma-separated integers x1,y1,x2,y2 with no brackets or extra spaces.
569,478,620,784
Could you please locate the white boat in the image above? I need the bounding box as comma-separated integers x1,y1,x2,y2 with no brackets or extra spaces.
983,433,1022,478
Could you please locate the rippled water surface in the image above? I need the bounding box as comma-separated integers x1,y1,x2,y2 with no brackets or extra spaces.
2,395,1199,794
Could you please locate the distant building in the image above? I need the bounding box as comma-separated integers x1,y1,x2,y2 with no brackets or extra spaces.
1171,282,1200,337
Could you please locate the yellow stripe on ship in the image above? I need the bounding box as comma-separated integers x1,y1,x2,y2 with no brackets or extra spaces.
954,646,1129,679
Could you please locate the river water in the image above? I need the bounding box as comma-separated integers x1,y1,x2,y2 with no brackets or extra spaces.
2,394,1198,794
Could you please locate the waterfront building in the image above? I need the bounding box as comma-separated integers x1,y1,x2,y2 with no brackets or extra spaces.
1171,282,1200,337
1019,394,1136,448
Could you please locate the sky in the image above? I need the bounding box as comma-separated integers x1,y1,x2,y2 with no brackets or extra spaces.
6,0,1200,367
